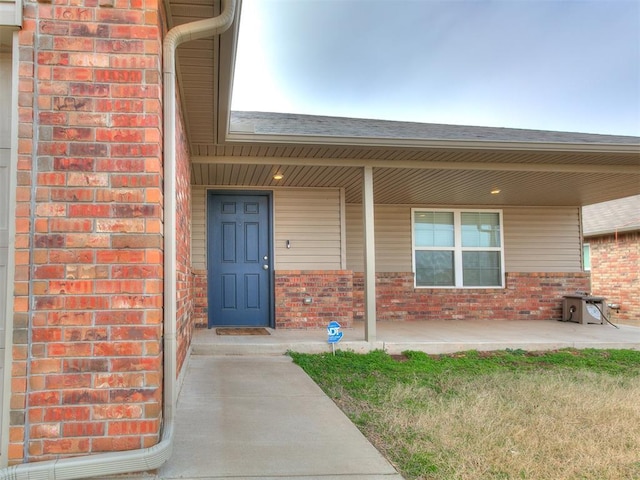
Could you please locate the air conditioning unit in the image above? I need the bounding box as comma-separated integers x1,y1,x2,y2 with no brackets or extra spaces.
562,294,608,325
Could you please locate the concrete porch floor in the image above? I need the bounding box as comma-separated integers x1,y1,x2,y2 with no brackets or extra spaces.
193,319,640,356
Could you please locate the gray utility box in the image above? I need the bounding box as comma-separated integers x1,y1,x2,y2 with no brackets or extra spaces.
562,295,608,325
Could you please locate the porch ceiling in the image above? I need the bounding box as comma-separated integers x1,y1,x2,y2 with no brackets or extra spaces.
191,162,639,206
168,0,640,207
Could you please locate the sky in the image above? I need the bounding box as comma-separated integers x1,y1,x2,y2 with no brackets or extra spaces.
231,0,640,136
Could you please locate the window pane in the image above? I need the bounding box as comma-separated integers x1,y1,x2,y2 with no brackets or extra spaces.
415,250,454,286
583,244,591,271
462,251,501,286
414,211,454,247
461,212,500,247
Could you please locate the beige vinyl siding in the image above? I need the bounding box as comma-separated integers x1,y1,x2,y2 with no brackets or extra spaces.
346,204,412,272
191,187,206,270
190,187,343,271
346,204,582,273
274,189,342,270
502,207,582,272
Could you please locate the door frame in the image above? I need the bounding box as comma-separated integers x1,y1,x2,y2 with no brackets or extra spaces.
206,189,275,328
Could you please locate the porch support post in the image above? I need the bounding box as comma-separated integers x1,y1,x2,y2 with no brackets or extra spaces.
362,166,376,343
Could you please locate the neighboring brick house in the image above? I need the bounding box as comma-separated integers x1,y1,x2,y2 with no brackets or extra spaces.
0,0,639,476
582,195,640,324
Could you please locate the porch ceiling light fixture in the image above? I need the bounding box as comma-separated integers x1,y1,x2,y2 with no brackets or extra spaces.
491,188,501,194
273,173,284,180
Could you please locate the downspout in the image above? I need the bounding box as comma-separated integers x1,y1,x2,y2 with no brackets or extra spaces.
0,0,236,478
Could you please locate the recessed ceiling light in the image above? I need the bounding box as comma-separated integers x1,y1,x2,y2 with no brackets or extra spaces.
273,174,283,180
491,189,501,195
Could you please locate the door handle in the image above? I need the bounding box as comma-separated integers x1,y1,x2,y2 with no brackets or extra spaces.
262,264,269,270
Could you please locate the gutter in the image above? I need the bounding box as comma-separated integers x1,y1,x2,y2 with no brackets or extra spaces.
0,0,236,477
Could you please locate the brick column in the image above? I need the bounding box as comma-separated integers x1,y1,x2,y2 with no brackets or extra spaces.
11,0,164,463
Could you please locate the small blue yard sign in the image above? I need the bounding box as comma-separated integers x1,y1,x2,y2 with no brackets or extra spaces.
327,321,343,344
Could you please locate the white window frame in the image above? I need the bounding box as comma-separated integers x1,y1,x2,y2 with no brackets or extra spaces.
411,208,505,289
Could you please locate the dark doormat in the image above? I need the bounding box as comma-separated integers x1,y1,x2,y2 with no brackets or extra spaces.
216,327,271,336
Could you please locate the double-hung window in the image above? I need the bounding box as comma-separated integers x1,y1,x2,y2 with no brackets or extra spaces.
412,209,505,288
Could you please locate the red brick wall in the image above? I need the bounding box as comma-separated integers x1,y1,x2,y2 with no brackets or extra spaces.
196,270,588,329
193,269,208,328
175,93,194,375
11,0,164,464
588,232,640,323
353,272,590,322
275,271,354,329
193,271,355,329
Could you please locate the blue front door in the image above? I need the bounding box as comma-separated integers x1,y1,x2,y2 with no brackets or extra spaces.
207,192,272,327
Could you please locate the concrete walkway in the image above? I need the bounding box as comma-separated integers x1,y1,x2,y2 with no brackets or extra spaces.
157,355,403,480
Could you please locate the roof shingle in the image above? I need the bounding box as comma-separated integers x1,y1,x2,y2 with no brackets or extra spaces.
231,111,640,145
583,195,640,236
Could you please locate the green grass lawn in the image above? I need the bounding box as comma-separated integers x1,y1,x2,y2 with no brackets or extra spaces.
290,349,640,480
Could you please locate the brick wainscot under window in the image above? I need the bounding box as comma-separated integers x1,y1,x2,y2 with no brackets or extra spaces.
193,270,589,328
353,272,590,322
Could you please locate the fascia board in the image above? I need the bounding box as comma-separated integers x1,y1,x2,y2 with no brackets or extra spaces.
224,132,640,155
